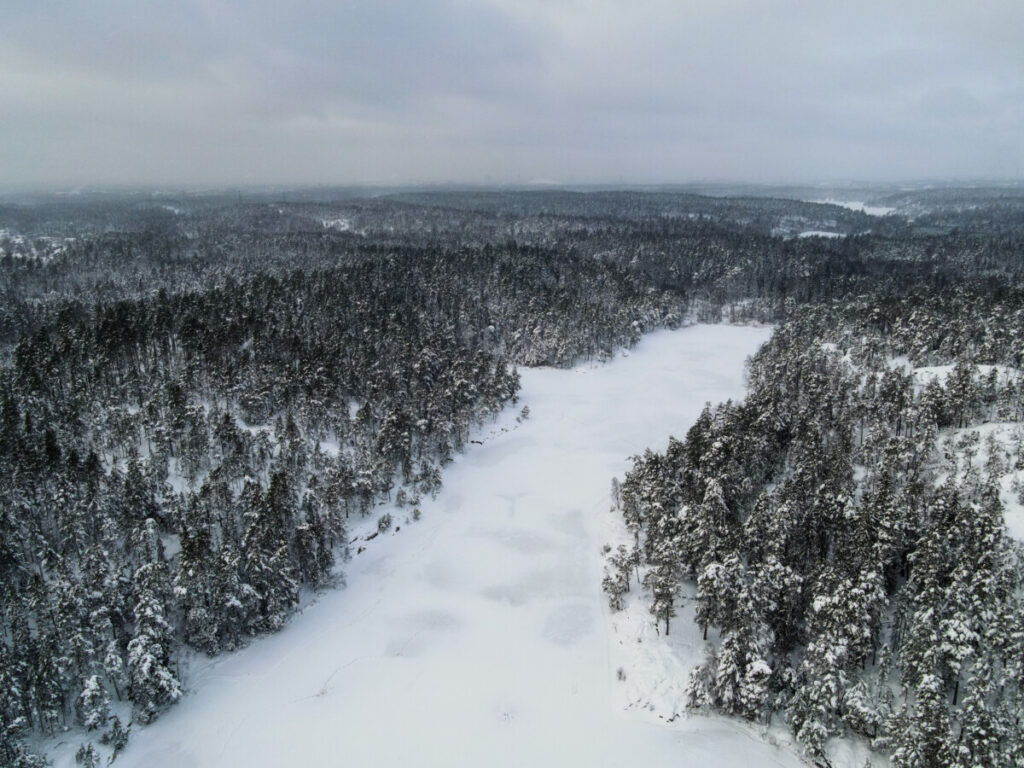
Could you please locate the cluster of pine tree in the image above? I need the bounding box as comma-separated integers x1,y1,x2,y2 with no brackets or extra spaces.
610,289,1024,766
0,228,681,764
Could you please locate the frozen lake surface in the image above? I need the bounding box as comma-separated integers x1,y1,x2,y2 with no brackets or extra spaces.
813,198,896,217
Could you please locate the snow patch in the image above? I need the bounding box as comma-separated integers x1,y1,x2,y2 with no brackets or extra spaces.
322,218,351,231
813,199,897,217
797,230,844,239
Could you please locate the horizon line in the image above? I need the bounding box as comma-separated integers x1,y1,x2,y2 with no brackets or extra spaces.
3,177,1024,200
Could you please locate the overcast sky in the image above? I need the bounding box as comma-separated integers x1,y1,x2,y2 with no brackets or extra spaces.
1,0,1022,189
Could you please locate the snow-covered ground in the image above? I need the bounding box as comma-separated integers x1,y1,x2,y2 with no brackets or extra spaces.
322,217,351,231
934,421,1024,541
812,199,896,217
797,230,844,239
887,360,1024,541
53,324,810,768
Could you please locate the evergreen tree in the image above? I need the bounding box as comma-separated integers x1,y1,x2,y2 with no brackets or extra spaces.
126,563,180,723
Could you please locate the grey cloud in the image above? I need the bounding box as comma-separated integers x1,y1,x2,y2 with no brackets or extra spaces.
0,0,1021,188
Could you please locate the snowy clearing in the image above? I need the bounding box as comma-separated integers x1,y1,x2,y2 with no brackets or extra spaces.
52,324,810,768
797,230,844,239
321,217,351,231
812,199,896,217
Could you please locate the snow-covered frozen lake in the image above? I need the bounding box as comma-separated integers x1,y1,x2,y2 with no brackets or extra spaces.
812,199,896,217
80,324,806,768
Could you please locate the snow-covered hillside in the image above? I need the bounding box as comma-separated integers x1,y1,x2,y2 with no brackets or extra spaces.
49,324,809,768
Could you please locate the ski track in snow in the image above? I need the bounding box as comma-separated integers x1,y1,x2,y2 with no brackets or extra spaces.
65,324,811,768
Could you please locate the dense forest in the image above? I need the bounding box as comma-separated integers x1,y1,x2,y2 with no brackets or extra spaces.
2,186,1023,765
604,191,1024,765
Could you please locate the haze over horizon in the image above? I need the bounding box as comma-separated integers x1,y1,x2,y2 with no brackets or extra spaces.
2,0,1022,191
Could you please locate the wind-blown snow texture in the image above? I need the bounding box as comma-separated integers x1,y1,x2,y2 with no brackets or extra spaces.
61,325,805,768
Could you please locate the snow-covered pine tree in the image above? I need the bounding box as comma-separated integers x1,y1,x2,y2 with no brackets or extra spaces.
126,563,181,723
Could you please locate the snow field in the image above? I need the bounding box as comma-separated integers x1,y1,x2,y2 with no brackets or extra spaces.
61,324,809,768
812,199,897,217
797,230,844,239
